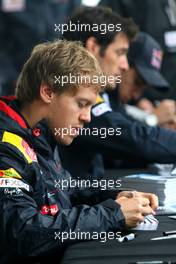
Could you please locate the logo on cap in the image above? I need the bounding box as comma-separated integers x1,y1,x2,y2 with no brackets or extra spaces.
151,49,163,70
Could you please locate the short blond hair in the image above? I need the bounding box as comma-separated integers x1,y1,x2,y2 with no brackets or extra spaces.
16,40,102,104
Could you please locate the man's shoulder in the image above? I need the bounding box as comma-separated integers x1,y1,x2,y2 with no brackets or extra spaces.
0,129,37,164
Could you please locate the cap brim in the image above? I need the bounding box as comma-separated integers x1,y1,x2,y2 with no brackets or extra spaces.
136,64,170,90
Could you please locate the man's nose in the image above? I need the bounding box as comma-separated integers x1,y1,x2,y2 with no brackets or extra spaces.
120,56,129,71
80,109,91,123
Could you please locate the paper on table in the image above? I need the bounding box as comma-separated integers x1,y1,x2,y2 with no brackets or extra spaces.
131,214,159,231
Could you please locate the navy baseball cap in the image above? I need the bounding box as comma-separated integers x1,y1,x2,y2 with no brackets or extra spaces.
128,32,169,90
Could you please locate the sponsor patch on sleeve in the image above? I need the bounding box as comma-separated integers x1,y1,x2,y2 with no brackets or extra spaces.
0,178,29,191
92,102,112,116
0,168,22,179
2,131,37,163
96,95,105,104
40,204,59,216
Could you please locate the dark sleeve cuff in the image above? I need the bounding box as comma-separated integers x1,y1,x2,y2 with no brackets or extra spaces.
100,198,120,210
100,198,125,230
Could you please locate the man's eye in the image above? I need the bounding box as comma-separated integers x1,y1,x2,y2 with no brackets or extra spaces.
116,51,122,56
78,102,85,108
116,50,128,56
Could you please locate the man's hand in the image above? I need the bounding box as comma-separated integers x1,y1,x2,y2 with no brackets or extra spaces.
137,98,176,127
154,100,176,125
115,191,159,228
117,191,158,210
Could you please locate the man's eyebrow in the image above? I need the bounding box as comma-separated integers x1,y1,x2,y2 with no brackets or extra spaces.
77,98,92,103
77,97,95,105
116,48,128,53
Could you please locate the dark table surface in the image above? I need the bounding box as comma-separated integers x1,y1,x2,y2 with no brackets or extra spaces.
61,214,176,264
61,169,176,264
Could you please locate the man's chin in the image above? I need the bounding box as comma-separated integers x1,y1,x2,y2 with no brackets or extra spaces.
106,82,116,90
64,138,74,145
56,135,75,145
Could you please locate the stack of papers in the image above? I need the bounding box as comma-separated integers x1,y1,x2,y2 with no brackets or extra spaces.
120,174,176,214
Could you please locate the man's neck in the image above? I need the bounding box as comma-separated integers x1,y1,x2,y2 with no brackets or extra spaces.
20,100,45,128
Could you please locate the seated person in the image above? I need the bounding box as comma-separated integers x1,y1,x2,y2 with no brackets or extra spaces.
119,32,176,128
60,6,176,179
0,40,158,263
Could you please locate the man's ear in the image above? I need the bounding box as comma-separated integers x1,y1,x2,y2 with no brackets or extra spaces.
40,84,54,104
85,37,100,57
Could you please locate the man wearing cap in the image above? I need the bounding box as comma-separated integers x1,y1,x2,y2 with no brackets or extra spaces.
99,0,176,100
118,32,176,128
60,6,176,180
